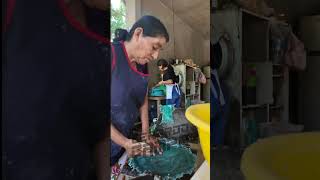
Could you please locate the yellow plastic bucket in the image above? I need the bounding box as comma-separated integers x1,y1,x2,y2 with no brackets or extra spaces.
185,103,210,165
241,132,320,180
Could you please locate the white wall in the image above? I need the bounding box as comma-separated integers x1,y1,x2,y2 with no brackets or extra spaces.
126,0,210,86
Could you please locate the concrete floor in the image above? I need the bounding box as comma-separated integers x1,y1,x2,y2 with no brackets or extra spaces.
212,148,245,180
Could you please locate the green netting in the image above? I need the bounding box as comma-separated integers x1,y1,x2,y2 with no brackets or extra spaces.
150,85,166,96
160,105,174,124
128,139,196,180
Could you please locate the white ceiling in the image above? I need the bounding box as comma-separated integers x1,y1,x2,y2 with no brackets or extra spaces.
265,0,320,23
159,0,210,39
146,0,318,39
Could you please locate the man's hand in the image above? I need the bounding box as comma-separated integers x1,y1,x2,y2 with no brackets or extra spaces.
124,139,152,157
156,81,164,86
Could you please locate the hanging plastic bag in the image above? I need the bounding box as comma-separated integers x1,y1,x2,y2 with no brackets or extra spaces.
199,71,207,84
284,32,306,71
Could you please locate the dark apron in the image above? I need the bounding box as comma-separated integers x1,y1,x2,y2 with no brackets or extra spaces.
111,41,149,165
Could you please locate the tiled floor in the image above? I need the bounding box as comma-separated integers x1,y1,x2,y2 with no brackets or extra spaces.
212,148,245,180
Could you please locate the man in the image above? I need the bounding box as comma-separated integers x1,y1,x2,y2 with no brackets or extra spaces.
155,59,181,107
3,1,109,179
156,59,178,86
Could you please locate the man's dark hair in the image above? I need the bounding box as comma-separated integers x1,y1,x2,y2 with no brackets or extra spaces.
157,59,168,68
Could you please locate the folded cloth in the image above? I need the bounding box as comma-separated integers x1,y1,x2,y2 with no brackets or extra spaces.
165,84,174,99
166,84,181,108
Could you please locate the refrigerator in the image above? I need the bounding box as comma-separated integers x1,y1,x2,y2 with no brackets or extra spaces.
298,15,320,131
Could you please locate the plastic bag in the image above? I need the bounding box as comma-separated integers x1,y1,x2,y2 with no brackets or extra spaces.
199,71,207,84
284,32,306,71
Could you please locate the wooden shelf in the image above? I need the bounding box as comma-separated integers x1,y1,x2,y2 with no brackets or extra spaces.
242,104,267,109
241,8,269,21
241,8,289,26
273,74,284,78
186,64,197,69
243,57,269,62
186,94,200,97
270,105,284,110
272,63,285,66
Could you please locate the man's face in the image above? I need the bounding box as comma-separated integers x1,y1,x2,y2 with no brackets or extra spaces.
158,66,167,72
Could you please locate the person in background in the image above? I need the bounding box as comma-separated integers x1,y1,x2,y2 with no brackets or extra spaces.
110,16,169,167
113,28,128,42
3,0,109,180
156,59,178,86
156,59,181,107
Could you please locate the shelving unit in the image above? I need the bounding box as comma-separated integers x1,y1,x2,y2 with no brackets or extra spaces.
212,7,291,149
240,9,290,148
173,63,201,108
